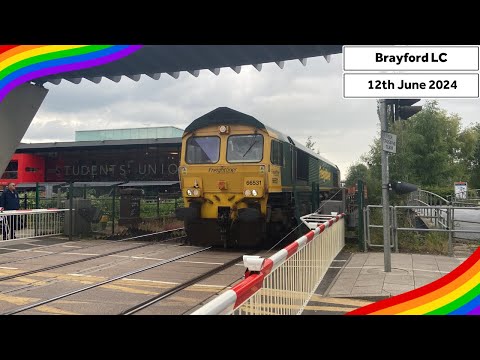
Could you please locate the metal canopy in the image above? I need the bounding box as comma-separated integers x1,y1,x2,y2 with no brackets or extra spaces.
0,45,343,176
33,45,343,86
17,137,182,151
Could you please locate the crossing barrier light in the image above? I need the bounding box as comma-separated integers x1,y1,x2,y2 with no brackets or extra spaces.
386,99,423,121
243,255,265,272
389,181,418,194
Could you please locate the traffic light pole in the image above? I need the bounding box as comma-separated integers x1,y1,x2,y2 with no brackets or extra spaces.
379,99,392,272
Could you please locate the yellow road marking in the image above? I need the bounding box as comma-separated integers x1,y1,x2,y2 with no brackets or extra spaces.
100,284,158,295
0,293,39,306
35,305,79,315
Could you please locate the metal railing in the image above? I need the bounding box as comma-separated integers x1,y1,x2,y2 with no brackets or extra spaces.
192,213,345,315
0,209,68,242
365,204,480,256
408,189,450,207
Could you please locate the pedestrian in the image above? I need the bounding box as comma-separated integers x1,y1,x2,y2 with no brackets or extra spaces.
0,183,20,240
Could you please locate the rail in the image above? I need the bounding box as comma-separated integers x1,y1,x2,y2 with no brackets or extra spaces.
365,205,480,256
0,208,68,241
192,213,345,315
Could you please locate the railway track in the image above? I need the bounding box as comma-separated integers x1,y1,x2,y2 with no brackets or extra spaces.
120,253,249,315
0,228,185,283
2,246,213,315
1,246,252,315
0,228,185,267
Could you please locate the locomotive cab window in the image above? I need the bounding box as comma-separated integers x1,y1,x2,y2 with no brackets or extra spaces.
227,134,263,163
271,140,283,166
186,136,220,164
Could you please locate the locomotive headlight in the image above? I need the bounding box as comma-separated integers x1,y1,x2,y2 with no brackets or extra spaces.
218,125,229,134
252,189,258,197
244,189,251,197
193,189,200,197
186,189,193,196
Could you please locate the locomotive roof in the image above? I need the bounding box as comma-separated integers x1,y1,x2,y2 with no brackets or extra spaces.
184,107,339,170
185,107,267,133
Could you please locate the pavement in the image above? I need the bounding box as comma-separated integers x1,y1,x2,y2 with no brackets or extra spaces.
303,250,468,315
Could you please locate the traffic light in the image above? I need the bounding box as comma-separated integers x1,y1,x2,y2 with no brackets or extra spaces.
395,99,422,121
389,181,418,194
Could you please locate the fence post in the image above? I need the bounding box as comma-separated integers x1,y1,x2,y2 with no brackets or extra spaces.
393,207,398,253
447,205,453,256
35,182,39,209
157,194,160,219
69,182,73,241
357,179,364,251
57,187,61,208
83,184,87,199
111,186,116,235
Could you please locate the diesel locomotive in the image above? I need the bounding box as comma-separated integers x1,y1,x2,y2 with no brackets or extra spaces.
175,107,340,248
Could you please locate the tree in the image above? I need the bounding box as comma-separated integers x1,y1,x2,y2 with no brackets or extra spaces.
470,124,480,188
345,163,368,187
305,136,320,155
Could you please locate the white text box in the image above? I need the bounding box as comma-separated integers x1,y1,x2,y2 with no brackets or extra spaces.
344,73,479,98
344,46,479,71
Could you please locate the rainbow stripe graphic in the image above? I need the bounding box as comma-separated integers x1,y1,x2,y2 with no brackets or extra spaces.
348,247,480,315
0,45,142,103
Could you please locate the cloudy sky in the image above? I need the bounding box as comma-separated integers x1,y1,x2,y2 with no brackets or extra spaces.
23,53,480,179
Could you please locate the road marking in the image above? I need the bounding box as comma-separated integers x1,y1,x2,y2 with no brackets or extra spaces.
101,284,158,295
67,273,95,277
123,277,228,290
0,293,39,306
123,278,178,285
109,255,164,261
32,250,54,254
36,305,79,315
63,252,100,256
108,255,229,266
0,266,18,270
62,245,83,248
177,260,224,265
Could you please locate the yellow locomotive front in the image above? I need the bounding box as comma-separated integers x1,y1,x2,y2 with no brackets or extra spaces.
177,122,269,247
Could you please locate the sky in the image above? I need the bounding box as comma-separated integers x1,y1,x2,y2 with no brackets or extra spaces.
22,53,480,179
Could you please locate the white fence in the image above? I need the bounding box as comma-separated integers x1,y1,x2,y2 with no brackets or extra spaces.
0,209,68,242
192,213,345,315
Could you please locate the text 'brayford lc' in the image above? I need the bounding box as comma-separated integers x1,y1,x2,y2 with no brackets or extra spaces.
376,53,448,65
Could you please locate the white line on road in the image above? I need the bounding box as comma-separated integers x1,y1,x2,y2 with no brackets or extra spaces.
63,252,100,256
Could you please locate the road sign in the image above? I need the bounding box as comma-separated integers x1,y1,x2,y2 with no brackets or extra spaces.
454,181,468,199
383,132,397,153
